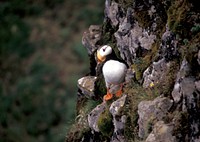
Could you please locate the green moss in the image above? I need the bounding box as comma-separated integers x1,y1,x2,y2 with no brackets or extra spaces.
132,58,146,81
97,107,114,137
101,20,117,44
164,61,179,94
67,98,101,141
80,99,101,114
112,44,123,60
121,82,157,141
134,10,151,29
181,33,200,78
94,75,107,100
191,24,200,34
167,0,191,34
132,42,159,81
171,111,189,141
152,60,179,96
185,34,199,60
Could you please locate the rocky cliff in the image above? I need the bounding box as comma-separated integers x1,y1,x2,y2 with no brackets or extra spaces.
66,0,200,141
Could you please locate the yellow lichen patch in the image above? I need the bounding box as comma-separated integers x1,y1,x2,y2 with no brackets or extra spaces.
150,82,155,88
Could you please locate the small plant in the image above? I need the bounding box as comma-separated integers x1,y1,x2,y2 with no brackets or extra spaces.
183,38,189,45
190,24,200,34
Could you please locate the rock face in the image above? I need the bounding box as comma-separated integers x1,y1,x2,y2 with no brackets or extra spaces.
66,0,200,141
145,121,176,142
109,95,127,142
78,76,97,98
138,97,173,139
88,103,106,132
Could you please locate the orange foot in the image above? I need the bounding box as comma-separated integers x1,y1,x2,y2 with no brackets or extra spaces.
115,84,123,98
103,91,113,101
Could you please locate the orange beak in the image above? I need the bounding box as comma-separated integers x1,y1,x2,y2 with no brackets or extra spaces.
97,50,106,63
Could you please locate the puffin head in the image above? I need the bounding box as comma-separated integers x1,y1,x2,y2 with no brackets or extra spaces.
97,45,112,63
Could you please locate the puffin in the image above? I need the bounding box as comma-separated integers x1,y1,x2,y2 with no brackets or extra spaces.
97,45,127,101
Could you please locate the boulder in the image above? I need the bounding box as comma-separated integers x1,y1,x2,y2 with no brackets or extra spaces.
145,121,176,142
138,97,173,138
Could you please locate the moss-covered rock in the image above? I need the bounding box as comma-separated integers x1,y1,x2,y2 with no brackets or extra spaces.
97,107,114,137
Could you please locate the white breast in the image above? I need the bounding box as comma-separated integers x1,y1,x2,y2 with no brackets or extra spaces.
102,60,127,86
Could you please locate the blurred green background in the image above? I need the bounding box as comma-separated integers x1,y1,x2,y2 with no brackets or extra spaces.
0,0,104,141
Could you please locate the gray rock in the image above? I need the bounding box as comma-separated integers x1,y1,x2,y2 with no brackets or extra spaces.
115,21,156,66
109,84,121,95
110,94,127,142
125,68,136,84
160,25,179,61
110,94,127,117
172,58,200,141
88,94,127,140
82,25,101,55
78,76,97,98
105,1,159,66
138,97,173,138
148,5,156,18
181,77,196,111
181,77,200,141
143,58,170,88
195,80,200,91
172,59,190,103
197,50,200,65
145,121,176,142
88,103,106,132
105,1,123,27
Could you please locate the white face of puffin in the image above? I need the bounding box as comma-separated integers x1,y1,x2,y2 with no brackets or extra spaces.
97,45,112,63
99,45,112,56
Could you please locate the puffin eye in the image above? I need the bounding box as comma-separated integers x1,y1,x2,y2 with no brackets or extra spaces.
103,48,106,52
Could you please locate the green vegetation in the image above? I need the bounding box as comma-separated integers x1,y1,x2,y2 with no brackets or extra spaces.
66,122,91,142
94,75,107,100
180,33,200,78
0,0,104,142
159,61,179,96
167,0,189,30
191,24,200,34
132,42,159,81
97,107,114,137
166,0,200,78
134,10,151,29
122,82,156,141
171,111,189,141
